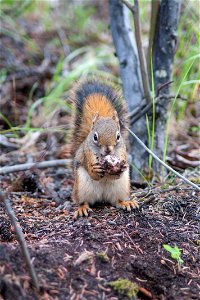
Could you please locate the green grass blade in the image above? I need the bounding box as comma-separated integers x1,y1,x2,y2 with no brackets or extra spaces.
163,59,195,164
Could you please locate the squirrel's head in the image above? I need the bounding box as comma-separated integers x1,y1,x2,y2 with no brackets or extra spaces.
88,113,122,156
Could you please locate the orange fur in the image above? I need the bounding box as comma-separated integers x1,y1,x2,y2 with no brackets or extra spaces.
76,93,117,149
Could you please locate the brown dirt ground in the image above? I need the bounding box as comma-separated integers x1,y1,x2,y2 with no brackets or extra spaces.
0,165,199,300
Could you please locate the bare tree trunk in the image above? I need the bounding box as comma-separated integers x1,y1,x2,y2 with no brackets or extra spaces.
109,0,181,181
109,0,149,181
152,0,181,175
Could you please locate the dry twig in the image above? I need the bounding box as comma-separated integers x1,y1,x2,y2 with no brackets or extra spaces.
0,159,72,175
156,80,173,97
130,94,188,124
0,191,40,290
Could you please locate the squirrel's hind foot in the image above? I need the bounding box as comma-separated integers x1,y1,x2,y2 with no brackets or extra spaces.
74,203,92,219
117,199,138,212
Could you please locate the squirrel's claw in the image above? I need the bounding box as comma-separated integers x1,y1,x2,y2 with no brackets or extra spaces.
91,163,106,178
120,163,128,172
117,199,139,212
73,203,92,219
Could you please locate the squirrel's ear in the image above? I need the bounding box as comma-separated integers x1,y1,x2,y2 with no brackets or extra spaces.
91,112,99,129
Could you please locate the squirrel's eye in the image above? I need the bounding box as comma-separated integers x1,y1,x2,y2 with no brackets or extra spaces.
116,131,120,142
93,132,98,143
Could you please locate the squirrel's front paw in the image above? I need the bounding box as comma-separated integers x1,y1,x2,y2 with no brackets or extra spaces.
108,162,128,176
74,203,92,219
91,162,106,179
117,199,139,212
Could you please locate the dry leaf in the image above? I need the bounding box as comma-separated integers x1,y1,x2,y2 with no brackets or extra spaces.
74,251,93,266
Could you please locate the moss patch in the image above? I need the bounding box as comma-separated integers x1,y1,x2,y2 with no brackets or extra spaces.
108,278,139,299
96,251,109,262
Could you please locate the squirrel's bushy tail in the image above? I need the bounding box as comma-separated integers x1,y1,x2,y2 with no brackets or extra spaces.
69,76,129,152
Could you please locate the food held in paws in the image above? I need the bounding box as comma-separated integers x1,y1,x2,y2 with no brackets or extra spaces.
99,155,127,175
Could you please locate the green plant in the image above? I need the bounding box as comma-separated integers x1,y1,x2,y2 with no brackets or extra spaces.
73,5,96,30
139,1,199,110
25,45,118,129
162,58,195,166
163,244,184,268
0,0,35,18
0,112,18,138
0,125,67,136
131,162,152,187
147,52,156,170
174,2,200,103
0,68,7,84
0,6,38,52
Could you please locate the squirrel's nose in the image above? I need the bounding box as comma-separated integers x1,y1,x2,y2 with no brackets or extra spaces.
102,146,114,156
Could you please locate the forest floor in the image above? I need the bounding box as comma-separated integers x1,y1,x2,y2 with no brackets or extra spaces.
1,2,200,299
0,159,200,300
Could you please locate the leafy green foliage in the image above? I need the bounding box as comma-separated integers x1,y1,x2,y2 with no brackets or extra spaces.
163,244,184,267
73,5,96,30
174,2,200,100
139,1,199,118
0,0,35,17
24,44,118,129
0,1,38,52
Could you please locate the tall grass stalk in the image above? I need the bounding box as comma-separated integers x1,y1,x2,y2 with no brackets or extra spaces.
25,97,46,129
146,114,151,158
162,59,195,166
131,163,152,187
0,112,18,138
145,52,155,171
0,126,68,135
148,53,155,169
28,82,38,101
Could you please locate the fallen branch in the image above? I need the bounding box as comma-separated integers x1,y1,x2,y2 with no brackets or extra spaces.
0,159,72,175
128,99,146,119
121,0,151,104
122,122,200,191
130,93,188,125
130,96,160,125
0,191,40,290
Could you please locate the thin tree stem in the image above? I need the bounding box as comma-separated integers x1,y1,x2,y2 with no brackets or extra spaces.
121,0,152,103
0,192,40,290
147,0,160,80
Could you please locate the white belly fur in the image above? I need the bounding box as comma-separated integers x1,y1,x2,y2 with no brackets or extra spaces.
77,166,130,205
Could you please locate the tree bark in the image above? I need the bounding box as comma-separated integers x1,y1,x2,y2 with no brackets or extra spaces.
152,0,181,175
109,0,149,181
109,0,181,181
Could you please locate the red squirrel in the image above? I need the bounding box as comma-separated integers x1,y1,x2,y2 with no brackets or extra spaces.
70,77,138,218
